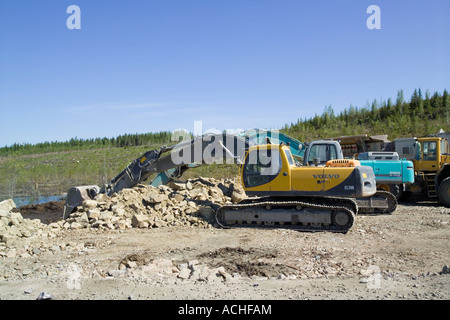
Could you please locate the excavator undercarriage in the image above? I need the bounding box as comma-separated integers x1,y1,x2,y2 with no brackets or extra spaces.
215,196,357,233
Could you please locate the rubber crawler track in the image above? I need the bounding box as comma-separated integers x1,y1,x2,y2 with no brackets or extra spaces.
215,197,358,233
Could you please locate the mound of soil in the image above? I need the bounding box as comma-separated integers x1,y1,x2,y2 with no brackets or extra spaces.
17,201,65,214
14,200,64,224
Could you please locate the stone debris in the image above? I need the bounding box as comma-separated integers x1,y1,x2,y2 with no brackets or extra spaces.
441,265,450,275
0,177,255,283
0,199,16,214
107,257,244,284
0,177,247,245
0,200,46,244
62,177,245,231
36,292,53,300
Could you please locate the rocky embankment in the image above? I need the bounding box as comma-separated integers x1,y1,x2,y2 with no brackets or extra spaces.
0,177,246,246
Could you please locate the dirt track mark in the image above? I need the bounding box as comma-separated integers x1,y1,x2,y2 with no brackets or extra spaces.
197,247,295,277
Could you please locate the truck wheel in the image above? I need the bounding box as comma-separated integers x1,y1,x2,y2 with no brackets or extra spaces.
390,184,403,200
399,191,412,202
378,184,402,200
438,177,450,207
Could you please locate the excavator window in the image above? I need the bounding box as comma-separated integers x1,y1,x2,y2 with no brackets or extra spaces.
307,144,338,166
243,149,282,188
284,149,295,166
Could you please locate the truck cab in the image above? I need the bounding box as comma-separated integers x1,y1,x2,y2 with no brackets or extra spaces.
394,136,450,204
394,137,450,173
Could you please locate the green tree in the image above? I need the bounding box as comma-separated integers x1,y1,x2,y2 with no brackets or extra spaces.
396,89,405,115
443,89,449,124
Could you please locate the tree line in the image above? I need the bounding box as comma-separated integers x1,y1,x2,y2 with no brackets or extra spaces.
0,131,173,157
281,88,449,142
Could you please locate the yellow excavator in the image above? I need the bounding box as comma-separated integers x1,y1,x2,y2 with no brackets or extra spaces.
216,142,375,232
63,133,377,233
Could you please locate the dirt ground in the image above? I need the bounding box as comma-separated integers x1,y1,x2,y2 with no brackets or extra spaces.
1,195,449,301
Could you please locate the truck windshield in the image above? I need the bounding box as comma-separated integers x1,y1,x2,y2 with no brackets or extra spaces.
442,139,449,155
423,141,437,161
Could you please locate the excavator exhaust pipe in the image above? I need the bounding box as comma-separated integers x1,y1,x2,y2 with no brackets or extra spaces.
63,185,101,219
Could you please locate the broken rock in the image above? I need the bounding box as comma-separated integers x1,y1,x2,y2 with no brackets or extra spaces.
131,214,149,228
9,212,24,226
231,187,247,203
82,200,98,211
0,199,16,215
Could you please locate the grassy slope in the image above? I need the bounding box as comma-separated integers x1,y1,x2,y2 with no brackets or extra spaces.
0,146,151,200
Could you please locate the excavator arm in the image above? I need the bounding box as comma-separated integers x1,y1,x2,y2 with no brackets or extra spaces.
148,129,306,188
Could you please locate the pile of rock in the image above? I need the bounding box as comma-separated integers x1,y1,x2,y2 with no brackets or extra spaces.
60,177,247,231
0,199,46,244
110,257,242,284
1,177,247,244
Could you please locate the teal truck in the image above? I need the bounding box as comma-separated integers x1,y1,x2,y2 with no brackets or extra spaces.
303,140,415,199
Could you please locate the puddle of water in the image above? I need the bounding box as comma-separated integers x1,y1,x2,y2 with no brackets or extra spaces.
12,195,65,207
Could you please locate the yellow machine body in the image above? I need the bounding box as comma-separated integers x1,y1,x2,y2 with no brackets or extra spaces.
240,144,376,198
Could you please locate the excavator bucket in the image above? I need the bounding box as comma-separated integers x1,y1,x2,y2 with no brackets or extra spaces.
63,185,101,219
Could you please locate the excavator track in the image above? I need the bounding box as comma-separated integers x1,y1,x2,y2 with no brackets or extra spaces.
355,190,397,214
215,197,357,233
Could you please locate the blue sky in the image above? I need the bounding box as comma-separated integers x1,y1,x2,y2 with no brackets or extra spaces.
1,0,449,147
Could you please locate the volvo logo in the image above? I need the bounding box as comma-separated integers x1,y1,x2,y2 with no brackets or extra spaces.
313,174,340,179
